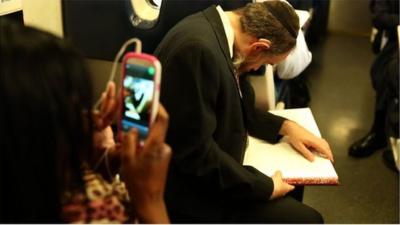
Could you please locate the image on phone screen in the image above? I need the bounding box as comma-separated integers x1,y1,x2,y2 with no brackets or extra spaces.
122,63,155,137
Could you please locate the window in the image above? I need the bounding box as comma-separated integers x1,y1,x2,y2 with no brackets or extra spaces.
127,0,162,29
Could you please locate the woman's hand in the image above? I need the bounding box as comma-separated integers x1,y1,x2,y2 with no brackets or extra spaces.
92,81,119,153
91,81,120,175
121,105,171,224
93,81,119,131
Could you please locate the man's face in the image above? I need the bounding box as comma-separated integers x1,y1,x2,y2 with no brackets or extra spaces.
234,50,290,74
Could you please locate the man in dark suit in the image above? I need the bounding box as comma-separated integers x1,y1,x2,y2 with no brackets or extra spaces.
155,0,333,223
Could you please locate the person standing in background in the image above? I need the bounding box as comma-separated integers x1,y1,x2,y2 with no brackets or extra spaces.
349,0,399,171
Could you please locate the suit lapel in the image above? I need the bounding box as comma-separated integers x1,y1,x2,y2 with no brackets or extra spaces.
202,6,236,76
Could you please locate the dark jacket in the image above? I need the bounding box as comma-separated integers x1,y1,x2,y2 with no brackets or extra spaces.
370,0,399,42
155,5,285,220
370,0,399,53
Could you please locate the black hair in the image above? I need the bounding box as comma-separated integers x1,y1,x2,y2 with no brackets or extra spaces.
0,18,94,222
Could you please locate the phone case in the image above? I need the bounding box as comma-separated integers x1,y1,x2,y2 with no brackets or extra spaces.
119,52,161,139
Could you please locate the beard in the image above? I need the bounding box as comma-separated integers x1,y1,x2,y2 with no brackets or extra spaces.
232,52,246,75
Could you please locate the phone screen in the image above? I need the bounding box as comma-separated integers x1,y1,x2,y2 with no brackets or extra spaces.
121,62,155,137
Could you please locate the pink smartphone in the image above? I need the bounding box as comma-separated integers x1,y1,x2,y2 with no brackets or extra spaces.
119,52,161,139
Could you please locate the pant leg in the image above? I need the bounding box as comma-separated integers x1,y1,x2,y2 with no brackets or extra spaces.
222,196,323,224
168,210,215,224
370,42,398,136
288,185,304,202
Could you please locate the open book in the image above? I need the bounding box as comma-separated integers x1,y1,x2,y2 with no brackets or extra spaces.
0,0,22,16
243,108,339,185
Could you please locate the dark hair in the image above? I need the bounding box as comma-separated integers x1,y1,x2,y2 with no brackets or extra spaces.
0,18,93,222
237,0,299,55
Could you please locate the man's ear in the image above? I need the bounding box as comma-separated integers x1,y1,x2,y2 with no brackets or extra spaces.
250,38,271,53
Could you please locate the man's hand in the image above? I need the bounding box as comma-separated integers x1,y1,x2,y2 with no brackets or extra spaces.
269,171,294,200
280,120,334,162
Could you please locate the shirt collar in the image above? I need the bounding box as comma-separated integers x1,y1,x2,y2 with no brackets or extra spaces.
216,5,234,58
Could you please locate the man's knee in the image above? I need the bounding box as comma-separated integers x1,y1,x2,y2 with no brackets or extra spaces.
269,196,324,224
223,197,324,223
301,206,324,224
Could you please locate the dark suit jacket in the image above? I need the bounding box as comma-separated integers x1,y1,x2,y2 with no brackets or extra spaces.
155,5,285,220
370,0,399,43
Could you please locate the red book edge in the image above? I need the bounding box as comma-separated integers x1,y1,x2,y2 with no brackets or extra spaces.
283,177,339,185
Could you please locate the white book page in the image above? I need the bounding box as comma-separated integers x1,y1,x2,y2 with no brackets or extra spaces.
243,108,339,185
0,0,22,16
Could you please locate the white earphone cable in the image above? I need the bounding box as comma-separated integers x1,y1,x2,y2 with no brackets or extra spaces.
93,38,142,109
